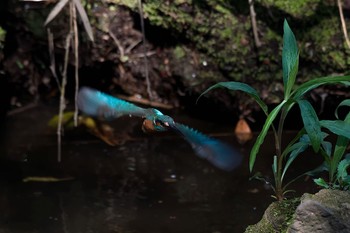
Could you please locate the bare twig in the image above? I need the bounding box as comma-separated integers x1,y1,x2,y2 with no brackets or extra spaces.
57,1,73,162
125,39,142,54
131,51,156,58
47,28,60,90
248,0,261,48
337,0,350,49
72,3,79,127
57,33,71,162
137,0,153,100
115,94,174,109
7,102,38,116
108,30,126,60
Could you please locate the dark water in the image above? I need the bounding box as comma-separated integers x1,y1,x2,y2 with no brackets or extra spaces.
0,104,320,233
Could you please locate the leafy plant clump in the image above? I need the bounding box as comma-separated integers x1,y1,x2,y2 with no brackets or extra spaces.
199,19,350,201
310,99,350,190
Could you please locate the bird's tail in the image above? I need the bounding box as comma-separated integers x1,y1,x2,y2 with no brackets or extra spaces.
172,123,243,171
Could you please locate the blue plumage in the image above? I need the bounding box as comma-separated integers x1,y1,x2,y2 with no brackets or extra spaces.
78,87,147,119
77,87,242,171
172,123,242,171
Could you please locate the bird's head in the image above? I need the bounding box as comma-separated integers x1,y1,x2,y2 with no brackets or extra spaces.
143,108,175,132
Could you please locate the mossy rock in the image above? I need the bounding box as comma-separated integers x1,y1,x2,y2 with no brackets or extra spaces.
288,189,350,232
245,198,300,233
245,189,350,233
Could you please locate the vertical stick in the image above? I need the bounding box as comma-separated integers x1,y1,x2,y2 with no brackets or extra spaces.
137,0,153,100
249,0,261,48
57,1,73,162
72,2,79,126
337,0,350,48
47,28,60,90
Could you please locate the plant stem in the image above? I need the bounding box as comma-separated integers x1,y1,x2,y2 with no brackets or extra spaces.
275,107,288,201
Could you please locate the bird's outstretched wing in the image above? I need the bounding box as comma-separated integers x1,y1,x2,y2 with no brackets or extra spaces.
170,123,243,171
78,87,148,119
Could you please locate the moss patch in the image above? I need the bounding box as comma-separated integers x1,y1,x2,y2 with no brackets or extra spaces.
245,198,300,233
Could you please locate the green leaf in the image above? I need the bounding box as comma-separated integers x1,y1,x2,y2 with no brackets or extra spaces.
48,111,75,128
282,19,299,99
285,55,299,99
249,100,287,172
306,162,329,176
298,99,322,152
335,99,350,119
292,75,350,100
272,155,278,174
281,140,309,182
321,140,332,157
313,178,329,188
328,113,350,181
320,120,350,139
337,157,350,181
197,81,268,114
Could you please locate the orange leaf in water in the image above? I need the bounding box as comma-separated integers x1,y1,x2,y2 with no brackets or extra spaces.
234,118,253,144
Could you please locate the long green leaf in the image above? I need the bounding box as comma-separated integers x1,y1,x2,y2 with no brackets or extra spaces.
298,99,322,152
335,99,350,119
292,75,350,100
285,54,299,99
306,162,329,176
281,128,305,158
326,113,350,181
282,19,298,99
44,0,70,26
321,140,332,157
249,100,286,172
198,81,268,114
272,155,278,174
280,132,329,182
320,120,350,139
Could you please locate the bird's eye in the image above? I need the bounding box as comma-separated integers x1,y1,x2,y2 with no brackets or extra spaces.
154,119,169,127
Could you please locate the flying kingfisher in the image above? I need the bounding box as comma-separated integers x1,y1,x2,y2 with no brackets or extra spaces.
77,87,243,171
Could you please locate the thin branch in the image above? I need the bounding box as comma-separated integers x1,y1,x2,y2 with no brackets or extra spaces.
337,0,350,49
47,28,60,90
57,32,71,162
125,39,142,54
7,102,38,116
248,0,261,48
137,0,153,100
109,30,125,60
72,2,79,127
57,1,73,162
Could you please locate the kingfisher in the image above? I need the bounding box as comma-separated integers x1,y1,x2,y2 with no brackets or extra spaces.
77,87,243,171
